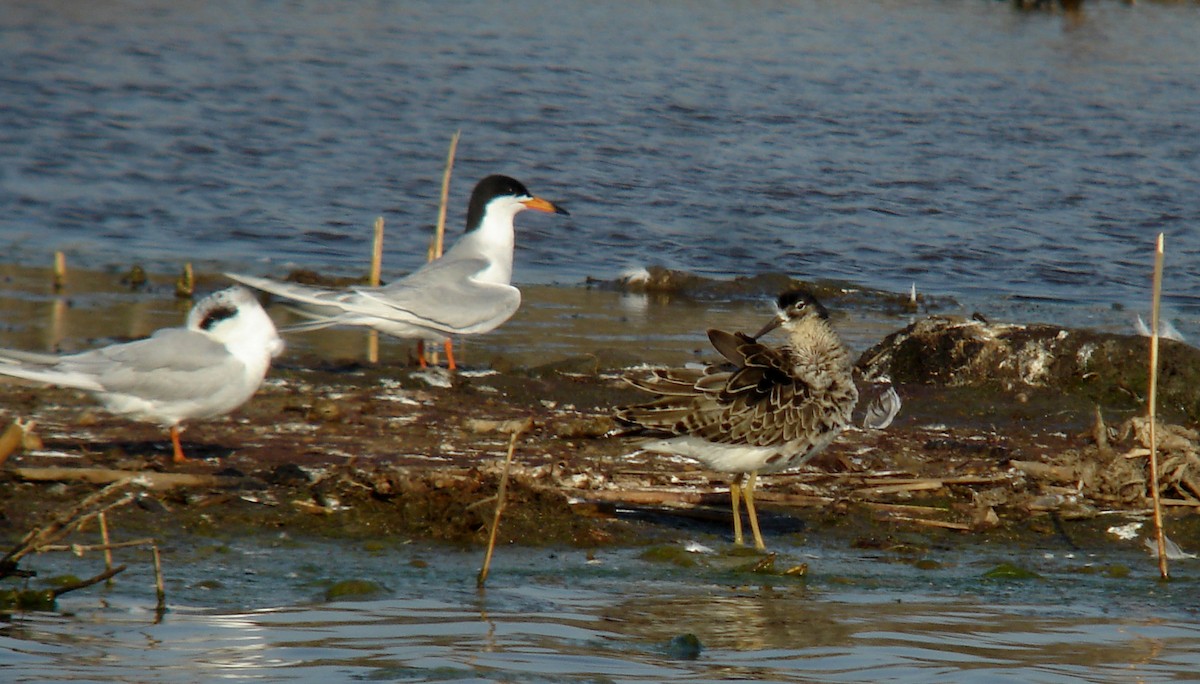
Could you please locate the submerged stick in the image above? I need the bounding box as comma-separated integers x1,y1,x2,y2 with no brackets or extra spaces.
1147,233,1169,580
152,543,166,616
99,512,114,574
50,564,127,598
477,418,532,589
367,216,385,363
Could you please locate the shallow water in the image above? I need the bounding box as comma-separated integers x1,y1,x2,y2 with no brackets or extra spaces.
4,532,1200,682
3,0,1200,335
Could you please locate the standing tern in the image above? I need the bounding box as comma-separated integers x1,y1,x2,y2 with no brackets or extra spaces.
225,174,569,369
616,290,858,550
0,286,283,463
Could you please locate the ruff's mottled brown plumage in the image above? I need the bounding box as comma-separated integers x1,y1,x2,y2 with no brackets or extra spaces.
617,289,858,550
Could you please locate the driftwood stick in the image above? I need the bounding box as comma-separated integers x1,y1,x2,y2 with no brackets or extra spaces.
876,514,972,531
860,501,956,516
11,466,250,490
852,481,946,497
1009,460,1080,483
37,538,159,554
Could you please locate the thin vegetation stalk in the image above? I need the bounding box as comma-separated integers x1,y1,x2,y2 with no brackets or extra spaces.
152,543,167,619
367,216,385,363
99,512,114,574
52,251,67,292
478,420,531,589
431,130,461,261
1147,232,1168,580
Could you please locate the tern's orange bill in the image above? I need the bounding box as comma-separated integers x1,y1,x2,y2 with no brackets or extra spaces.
521,196,570,216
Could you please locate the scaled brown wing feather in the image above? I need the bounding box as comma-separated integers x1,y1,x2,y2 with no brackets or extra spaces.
706,329,753,366
621,334,828,449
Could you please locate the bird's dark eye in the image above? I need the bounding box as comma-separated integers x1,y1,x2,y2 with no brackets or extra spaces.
199,305,239,331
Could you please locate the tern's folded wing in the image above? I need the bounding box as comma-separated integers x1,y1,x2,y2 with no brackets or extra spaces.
68,329,246,403
223,273,350,318
350,257,521,334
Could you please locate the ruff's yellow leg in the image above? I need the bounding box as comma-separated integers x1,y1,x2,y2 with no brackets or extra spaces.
730,474,744,546
743,471,766,551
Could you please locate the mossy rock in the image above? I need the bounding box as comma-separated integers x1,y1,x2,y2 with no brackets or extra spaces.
858,317,1200,422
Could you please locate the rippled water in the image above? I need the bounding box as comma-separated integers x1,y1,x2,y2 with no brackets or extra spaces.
4,2,1200,680
4,535,1200,682
3,0,1200,331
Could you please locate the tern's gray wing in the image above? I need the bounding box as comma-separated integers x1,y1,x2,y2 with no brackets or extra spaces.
60,328,246,404
228,258,519,336
223,273,352,319
352,256,520,334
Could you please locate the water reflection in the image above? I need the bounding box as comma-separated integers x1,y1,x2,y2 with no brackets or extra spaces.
6,570,1200,682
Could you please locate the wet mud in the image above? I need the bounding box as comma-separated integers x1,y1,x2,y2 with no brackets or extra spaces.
2,265,1199,596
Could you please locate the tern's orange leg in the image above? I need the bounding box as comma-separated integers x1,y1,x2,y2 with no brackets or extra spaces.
416,340,428,368
170,425,188,464
444,339,456,371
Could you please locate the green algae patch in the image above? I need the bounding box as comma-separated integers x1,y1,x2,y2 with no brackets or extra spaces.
1068,563,1132,579
0,588,56,611
640,545,697,567
983,562,1042,580
665,633,703,660
324,579,386,601
41,574,83,589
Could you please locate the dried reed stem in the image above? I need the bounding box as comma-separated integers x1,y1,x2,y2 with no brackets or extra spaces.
423,130,461,368
1147,232,1168,580
99,512,114,573
431,130,461,261
175,262,195,299
152,543,167,617
367,216,385,363
477,419,531,589
52,251,67,291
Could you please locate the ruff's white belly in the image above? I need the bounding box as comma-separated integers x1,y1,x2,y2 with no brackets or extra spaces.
642,428,846,475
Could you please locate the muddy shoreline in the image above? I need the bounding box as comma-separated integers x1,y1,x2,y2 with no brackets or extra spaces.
2,265,1199,597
